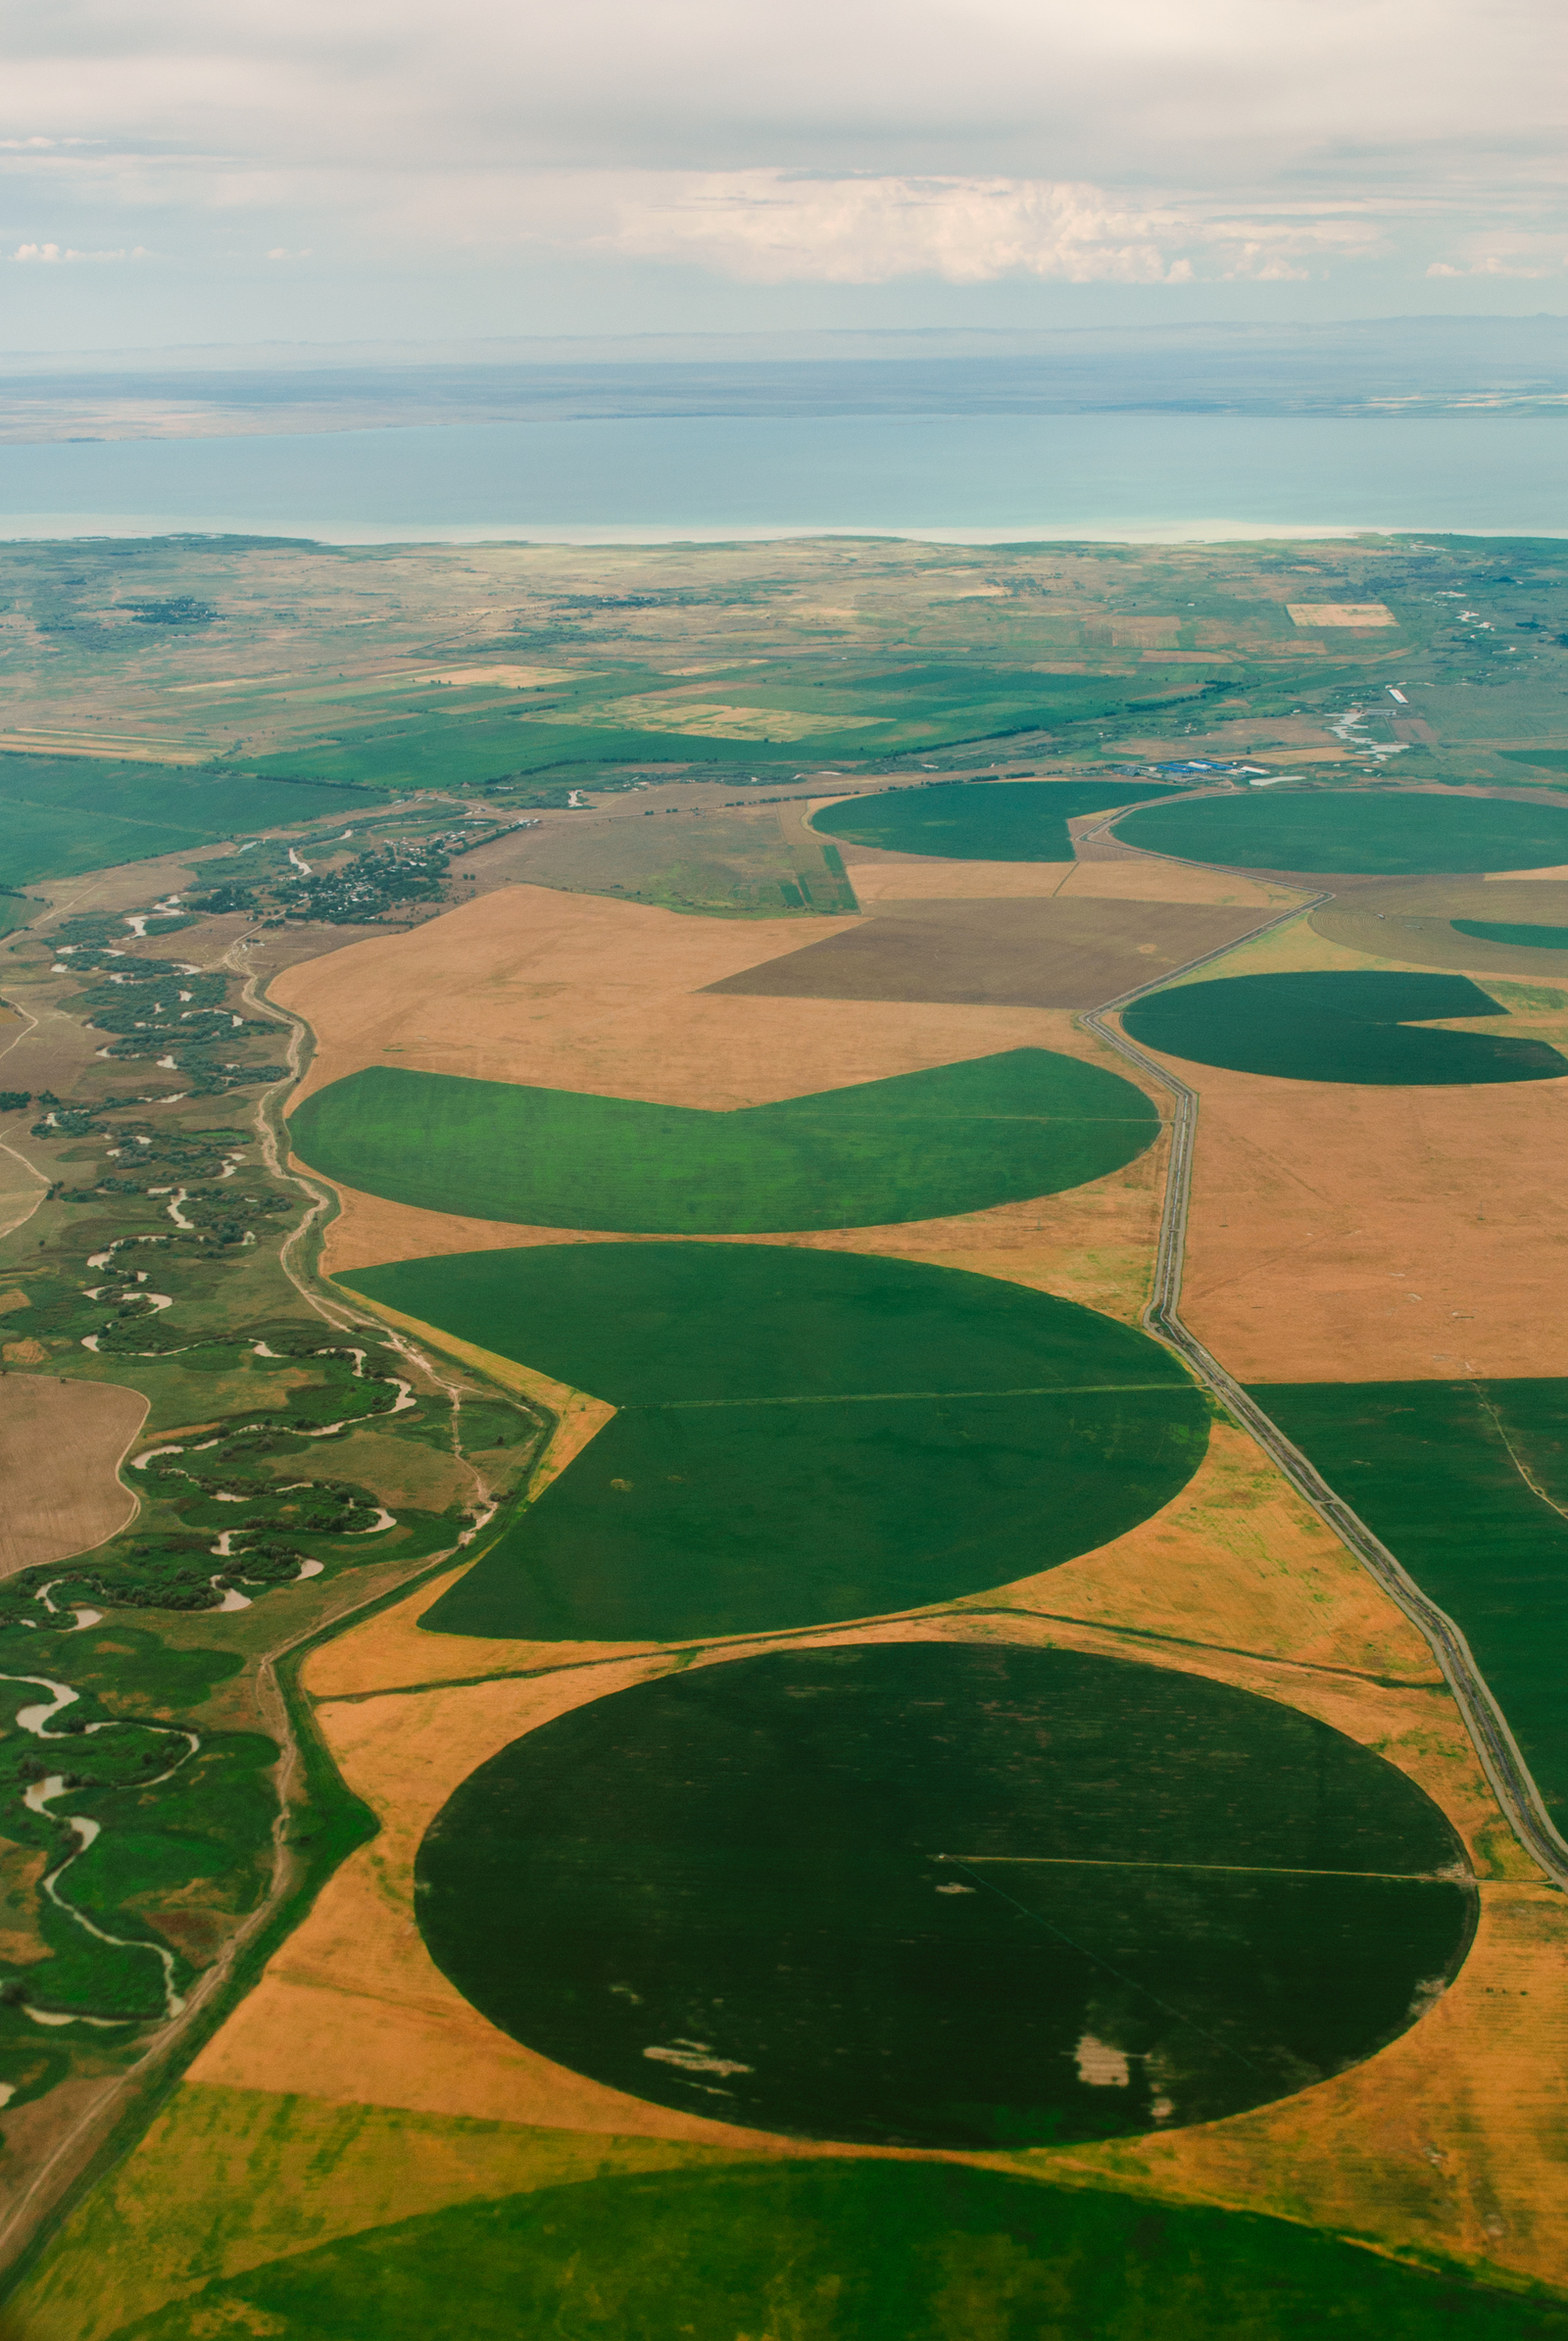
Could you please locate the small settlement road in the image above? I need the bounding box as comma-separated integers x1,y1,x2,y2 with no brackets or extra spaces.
1084,899,1568,1893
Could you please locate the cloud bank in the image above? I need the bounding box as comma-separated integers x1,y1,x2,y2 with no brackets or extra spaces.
0,0,1562,326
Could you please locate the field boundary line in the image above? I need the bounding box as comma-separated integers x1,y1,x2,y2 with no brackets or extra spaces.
1082,917,1568,1892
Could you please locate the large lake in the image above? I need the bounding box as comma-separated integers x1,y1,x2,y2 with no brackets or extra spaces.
0,411,1562,542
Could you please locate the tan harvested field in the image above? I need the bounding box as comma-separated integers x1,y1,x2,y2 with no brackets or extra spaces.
1139,1049,1568,1382
1286,603,1398,626
0,1145,47,1244
0,1374,147,1574
1312,875,1568,975
1056,857,1303,907
835,854,1079,899
703,896,1273,1009
276,884,1126,1113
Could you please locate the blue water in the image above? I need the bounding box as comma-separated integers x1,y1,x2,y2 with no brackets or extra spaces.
0,412,1563,543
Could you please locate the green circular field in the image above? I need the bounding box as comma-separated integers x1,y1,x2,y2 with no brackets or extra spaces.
1452,918,1568,952
811,779,1191,863
1111,790,1568,875
290,1044,1157,1235
1123,970,1568,1087
416,1643,1473,2149
356,1244,1211,1642
119,2161,1567,2341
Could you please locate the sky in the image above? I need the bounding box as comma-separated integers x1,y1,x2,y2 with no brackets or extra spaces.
3,0,1565,353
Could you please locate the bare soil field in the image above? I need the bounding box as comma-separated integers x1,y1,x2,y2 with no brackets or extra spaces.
0,1373,147,1574
1313,876,1568,976
703,897,1273,1010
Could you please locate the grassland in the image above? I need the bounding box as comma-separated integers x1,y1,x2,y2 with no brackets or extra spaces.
812,778,1195,860
1123,970,1568,1085
291,1046,1159,1235
0,756,381,889
416,1642,1468,2148
484,800,859,918
345,1243,1207,1640
1250,1379,1568,1827
11,532,1552,799
1111,790,1568,876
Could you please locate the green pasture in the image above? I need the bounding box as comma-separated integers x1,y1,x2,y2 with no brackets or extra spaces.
293,1047,1158,1235
111,2160,1567,2341
1498,750,1568,778
1123,970,1568,1085
0,756,381,890
248,668,1209,792
416,1644,1469,2148
1250,1379,1568,1825
1452,918,1568,952
812,778,1193,862
251,717,814,789
345,1244,1205,1641
1112,789,1568,874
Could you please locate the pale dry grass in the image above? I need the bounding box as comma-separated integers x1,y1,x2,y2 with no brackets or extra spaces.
0,1376,147,1576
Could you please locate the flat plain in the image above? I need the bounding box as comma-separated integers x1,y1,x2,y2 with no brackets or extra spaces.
7,529,1568,2341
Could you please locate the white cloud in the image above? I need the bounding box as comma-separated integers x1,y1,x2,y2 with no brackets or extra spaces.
0,0,1560,309
11,238,146,261
579,171,1398,286
602,175,1183,284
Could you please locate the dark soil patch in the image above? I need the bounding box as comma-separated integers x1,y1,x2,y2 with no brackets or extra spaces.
703,897,1271,1010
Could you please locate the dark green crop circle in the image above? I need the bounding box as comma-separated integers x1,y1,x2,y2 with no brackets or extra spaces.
1111,790,1568,876
416,1642,1474,2150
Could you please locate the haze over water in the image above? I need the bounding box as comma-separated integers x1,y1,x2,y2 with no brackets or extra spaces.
2,410,1563,543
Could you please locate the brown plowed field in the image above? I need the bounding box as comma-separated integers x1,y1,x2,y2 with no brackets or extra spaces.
701,896,1273,1009
0,1375,147,1575
1312,875,1568,976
